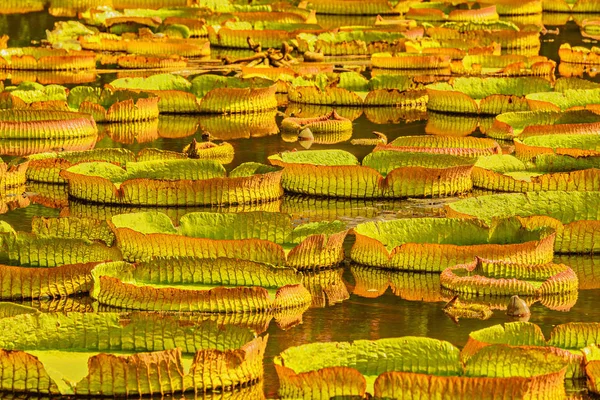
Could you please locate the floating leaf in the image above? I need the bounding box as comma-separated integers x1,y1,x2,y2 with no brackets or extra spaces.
375,135,501,157
441,257,578,297
268,149,475,198
351,217,555,270
60,159,283,206
426,77,552,114
464,321,600,378
109,211,347,269
275,337,567,398
0,306,266,395
446,191,600,253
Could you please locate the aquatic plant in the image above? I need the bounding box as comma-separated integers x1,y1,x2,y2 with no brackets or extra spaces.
67,87,159,122
275,337,567,398
446,191,600,253
350,217,555,270
27,144,233,184
426,77,552,114
0,304,267,395
440,257,578,297
464,321,600,378
108,74,278,113
109,211,347,269
268,149,475,198
60,159,282,206
471,154,600,192
0,48,95,70
91,256,312,312
374,135,502,157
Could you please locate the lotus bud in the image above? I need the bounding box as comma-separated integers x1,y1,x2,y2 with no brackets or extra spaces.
506,295,530,318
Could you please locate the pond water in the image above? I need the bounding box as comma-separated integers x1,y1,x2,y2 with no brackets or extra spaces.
1,9,600,399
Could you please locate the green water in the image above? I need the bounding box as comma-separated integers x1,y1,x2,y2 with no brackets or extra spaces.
1,10,600,399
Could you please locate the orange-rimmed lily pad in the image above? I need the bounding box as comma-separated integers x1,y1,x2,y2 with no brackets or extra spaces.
268,149,475,198
374,135,502,157
60,159,282,206
109,211,347,270
463,321,600,378
426,77,552,114
440,257,578,296
350,217,555,270
0,305,267,395
91,257,312,312
275,337,567,399
446,191,600,253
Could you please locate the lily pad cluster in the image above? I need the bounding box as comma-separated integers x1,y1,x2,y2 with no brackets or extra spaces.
2,0,600,397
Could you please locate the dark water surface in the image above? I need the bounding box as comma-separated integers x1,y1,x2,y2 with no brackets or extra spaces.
1,10,600,399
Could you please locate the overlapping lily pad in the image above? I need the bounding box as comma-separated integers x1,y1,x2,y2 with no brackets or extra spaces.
446,191,600,253
287,72,428,107
350,217,555,270
464,321,600,378
27,144,233,184
0,305,267,395
441,257,578,297
471,154,600,192
275,337,567,398
427,77,552,114
452,54,556,77
91,256,312,312
0,220,121,299
426,21,541,50
487,109,600,140
60,159,282,206
268,149,475,198
295,30,408,56
515,133,600,160
108,73,278,113
67,87,159,122
109,211,348,269
0,48,96,70
374,135,502,157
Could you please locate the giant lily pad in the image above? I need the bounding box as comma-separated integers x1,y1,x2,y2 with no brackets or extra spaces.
0,109,97,139
526,87,600,111
60,159,283,206
487,109,600,140
471,154,600,192
371,52,452,69
426,21,541,50
441,257,578,296
453,54,556,77
374,135,502,157
464,321,600,378
268,149,475,198
295,31,407,56
350,217,555,270
91,257,312,312
0,222,122,267
0,157,28,191
109,211,347,269
0,48,95,70
426,77,552,114
275,337,567,398
67,87,160,122
27,144,234,184
446,191,600,253
515,133,600,160
0,305,267,395
287,72,428,107
108,73,278,114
